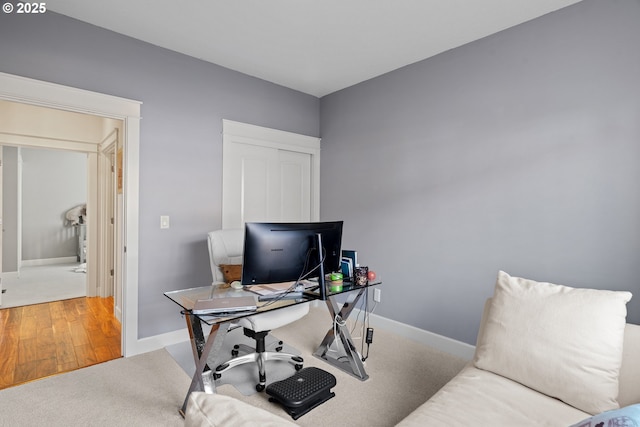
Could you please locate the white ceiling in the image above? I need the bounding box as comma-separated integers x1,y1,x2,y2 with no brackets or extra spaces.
48,0,584,97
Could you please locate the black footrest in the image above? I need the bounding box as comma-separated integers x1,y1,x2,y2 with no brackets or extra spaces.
266,367,336,420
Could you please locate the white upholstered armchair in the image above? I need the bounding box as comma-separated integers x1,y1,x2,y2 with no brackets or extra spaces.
206,229,309,391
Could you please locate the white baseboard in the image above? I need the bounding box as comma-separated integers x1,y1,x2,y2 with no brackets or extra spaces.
129,308,475,361
362,310,475,360
128,303,327,356
2,271,19,280
21,256,78,267
128,328,189,357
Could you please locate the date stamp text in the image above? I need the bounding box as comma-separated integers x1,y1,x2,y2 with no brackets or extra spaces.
3,2,47,14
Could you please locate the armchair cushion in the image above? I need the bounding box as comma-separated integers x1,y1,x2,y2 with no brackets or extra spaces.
185,392,295,427
474,271,632,415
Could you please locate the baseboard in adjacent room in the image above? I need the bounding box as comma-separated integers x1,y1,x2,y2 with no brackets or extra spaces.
21,256,78,267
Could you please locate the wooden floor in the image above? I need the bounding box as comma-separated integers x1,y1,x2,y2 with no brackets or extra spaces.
0,297,121,389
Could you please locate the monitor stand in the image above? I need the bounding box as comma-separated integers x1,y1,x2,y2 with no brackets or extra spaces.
315,233,327,301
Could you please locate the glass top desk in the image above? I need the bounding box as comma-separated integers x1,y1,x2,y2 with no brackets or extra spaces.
164,279,381,415
164,284,314,415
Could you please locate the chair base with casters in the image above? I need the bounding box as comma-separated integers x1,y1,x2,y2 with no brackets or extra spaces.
213,328,304,392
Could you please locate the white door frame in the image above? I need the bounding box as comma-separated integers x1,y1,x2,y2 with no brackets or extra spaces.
221,119,321,229
0,72,142,356
0,147,2,306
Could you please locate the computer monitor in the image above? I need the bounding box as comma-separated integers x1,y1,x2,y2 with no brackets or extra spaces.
241,221,344,292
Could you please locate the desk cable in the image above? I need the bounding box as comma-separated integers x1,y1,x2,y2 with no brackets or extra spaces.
260,247,327,308
327,313,348,359
360,287,372,362
258,280,301,308
344,287,377,362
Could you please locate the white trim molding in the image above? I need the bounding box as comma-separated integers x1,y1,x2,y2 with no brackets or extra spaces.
21,256,78,267
0,72,140,118
222,119,321,226
364,310,476,360
0,132,99,153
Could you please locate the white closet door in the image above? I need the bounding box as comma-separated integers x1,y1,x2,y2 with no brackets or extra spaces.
222,120,319,229
278,149,311,222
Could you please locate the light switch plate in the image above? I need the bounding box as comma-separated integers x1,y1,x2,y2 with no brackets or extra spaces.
160,215,170,229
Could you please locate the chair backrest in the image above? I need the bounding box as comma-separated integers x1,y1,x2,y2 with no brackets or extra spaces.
207,229,244,284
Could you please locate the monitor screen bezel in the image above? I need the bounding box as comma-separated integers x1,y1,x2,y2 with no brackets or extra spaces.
241,221,344,286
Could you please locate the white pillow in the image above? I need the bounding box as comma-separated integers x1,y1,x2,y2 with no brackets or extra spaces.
474,271,632,415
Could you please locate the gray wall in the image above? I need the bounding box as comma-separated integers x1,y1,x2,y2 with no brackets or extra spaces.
21,148,87,261
0,12,320,338
320,0,640,344
2,1,638,346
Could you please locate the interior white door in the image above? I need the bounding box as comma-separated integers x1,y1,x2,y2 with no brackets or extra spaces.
277,149,312,222
97,136,116,298
222,120,320,228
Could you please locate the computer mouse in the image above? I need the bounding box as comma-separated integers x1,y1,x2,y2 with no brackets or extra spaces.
230,281,242,290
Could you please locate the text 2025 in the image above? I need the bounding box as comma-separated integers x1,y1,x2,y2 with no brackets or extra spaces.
17,2,46,13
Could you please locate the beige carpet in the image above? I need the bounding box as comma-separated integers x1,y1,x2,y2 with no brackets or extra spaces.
212,307,468,426
0,263,86,308
0,349,190,427
0,306,468,426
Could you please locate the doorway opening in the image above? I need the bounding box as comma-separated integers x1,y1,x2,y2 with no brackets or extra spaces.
1,145,88,308
0,100,123,309
0,71,141,357
0,100,125,386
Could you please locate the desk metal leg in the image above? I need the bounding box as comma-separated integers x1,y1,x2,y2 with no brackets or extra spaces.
186,312,209,368
314,288,369,381
179,315,230,417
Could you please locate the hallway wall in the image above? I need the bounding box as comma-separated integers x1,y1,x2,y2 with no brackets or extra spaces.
21,147,86,262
